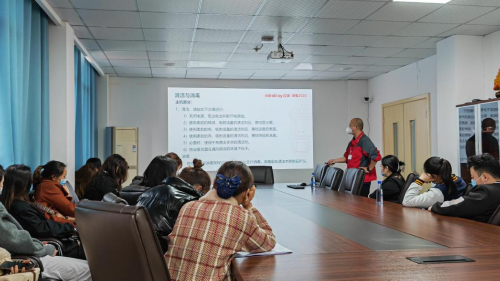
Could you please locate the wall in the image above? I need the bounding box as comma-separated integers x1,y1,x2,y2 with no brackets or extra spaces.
107,78,368,183
97,75,109,161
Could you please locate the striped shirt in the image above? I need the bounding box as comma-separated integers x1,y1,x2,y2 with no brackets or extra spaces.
164,190,276,281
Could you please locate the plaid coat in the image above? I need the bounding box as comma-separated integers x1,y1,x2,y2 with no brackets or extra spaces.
164,190,276,280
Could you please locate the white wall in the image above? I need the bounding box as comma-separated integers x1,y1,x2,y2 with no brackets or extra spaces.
107,78,368,183
97,75,109,161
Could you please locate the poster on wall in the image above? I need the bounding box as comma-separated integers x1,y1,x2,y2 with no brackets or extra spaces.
459,106,475,164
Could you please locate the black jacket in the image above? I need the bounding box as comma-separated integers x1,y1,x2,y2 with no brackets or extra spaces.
431,182,500,223
9,199,76,239
84,172,119,201
369,174,405,203
137,177,204,253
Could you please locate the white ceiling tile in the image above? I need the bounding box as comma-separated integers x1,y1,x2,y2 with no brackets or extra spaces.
285,70,323,77
78,10,141,28
143,29,193,42
150,61,188,68
469,9,500,25
287,33,341,45
148,52,190,60
225,62,265,69
146,41,192,52
412,37,443,48
368,3,443,22
110,60,150,67
96,59,111,67
79,39,100,50
198,15,254,31
250,76,283,80
315,1,385,20
153,74,186,78
394,23,458,37
328,35,387,47
194,30,244,43
345,21,411,36
72,26,93,39
249,16,308,32
282,45,323,55
259,0,328,17
98,40,147,51
342,56,384,65
300,18,360,34
450,0,500,6
252,70,288,76
101,66,116,74
327,65,368,72
140,13,197,29
152,68,187,75
347,71,386,79
118,73,152,77
108,74,118,77
371,36,429,48
235,44,275,54
114,67,152,75
138,0,199,13
242,31,293,44
281,76,312,80
229,53,269,62
47,0,72,8
392,48,436,59
192,42,238,53
219,69,256,76
260,63,300,70
89,50,107,60
314,71,352,78
375,57,420,66
187,69,222,76
305,55,348,64
201,0,264,15
439,24,500,37
186,75,220,79
71,0,137,10
189,53,231,61
54,8,83,25
361,65,402,72
419,5,496,24
311,76,342,80
89,27,144,40
354,47,405,57
315,46,365,56
105,51,148,60
295,63,336,71
219,76,252,79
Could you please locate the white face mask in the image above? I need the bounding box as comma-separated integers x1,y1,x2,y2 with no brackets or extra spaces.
346,127,353,135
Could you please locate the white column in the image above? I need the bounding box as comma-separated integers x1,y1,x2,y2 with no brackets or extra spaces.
97,75,110,161
49,22,75,184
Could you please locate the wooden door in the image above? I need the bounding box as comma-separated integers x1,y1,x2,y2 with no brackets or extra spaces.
383,104,405,175
403,98,430,175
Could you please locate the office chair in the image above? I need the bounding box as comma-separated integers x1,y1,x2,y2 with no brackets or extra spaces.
313,164,328,186
338,168,365,195
249,166,274,184
319,167,344,191
397,172,419,204
102,192,128,205
488,205,500,226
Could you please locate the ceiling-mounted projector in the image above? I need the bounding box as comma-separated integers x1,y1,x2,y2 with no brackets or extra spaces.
267,37,294,63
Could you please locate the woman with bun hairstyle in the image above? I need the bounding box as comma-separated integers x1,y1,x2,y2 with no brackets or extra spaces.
136,157,204,253
369,155,406,203
178,159,211,193
165,161,276,281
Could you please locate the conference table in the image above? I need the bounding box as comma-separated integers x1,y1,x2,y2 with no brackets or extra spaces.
231,184,500,280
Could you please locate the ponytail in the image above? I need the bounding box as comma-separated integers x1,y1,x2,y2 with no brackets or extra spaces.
424,157,457,195
381,155,405,175
33,166,44,187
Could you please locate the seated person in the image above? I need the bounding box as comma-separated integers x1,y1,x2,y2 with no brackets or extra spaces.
178,158,211,193
166,152,183,174
1,165,85,260
369,155,405,203
33,161,76,219
430,153,500,223
164,161,276,280
0,247,34,276
84,154,128,201
0,164,4,195
136,157,204,253
75,165,98,200
403,157,466,208
85,157,102,171
0,202,91,281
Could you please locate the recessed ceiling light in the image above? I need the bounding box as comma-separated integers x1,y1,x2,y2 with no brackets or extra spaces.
187,61,227,68
294,63,313,70
393,0,451,3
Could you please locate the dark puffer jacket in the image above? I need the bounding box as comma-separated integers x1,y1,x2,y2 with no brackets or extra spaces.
137,177,204,253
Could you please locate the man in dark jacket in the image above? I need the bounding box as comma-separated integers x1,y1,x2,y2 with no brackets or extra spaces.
137,177,204,253
430,153,500,223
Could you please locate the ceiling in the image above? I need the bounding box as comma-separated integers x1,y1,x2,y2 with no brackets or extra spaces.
49,0,500,80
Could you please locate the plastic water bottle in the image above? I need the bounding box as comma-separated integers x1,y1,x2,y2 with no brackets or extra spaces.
376,181,383,205
311,173,315,190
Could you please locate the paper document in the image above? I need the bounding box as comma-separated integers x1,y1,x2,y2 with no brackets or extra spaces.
234,243,292,258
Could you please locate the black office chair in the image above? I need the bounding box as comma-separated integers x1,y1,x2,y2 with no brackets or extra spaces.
102,192,128,205
488,205,500,226
319,167,344,191
249,166,274,184
314,164,328,186
338,168,365,195
397,172,419,204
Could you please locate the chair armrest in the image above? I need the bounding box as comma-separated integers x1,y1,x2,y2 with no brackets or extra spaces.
36,238,64,256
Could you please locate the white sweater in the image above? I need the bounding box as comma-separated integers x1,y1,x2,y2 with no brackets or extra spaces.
402,182,444,208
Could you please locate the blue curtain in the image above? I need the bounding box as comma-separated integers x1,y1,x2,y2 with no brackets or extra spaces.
0,0,50,170
74,46,98,170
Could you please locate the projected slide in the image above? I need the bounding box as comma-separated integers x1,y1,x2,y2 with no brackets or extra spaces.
168,87,313,171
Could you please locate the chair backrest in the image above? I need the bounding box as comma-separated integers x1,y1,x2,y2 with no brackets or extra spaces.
102,192,128,205
75,201,170,281
488,204,500,226
463,184,473,196
320,167,344,191
398,172,419,204
314,164,328,185
249,166,274,184
338,168,365,195
119,185,150,205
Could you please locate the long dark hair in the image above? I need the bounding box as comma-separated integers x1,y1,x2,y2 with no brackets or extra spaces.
0,164,5,185
33,161,66,187
142,156,177,187
0,165,33,211
214,161,253,198
86,158,102,170
179,159,211,193
75,164,98,198
381,155,405,175
166,152,182,170
423,157,456,195
99,154,129,191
